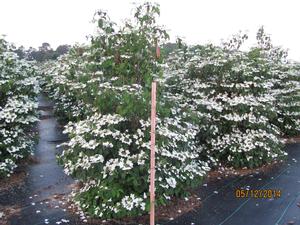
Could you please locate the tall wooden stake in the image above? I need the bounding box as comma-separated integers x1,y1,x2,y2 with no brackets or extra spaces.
150,81,157,225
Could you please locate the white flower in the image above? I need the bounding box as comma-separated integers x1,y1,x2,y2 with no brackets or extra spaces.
166,177,177,188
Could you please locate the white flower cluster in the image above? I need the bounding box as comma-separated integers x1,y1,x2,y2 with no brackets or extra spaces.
164,31,294,168
252,27,300,137
0,38,39,177
57,107,209,217
270,62,300,136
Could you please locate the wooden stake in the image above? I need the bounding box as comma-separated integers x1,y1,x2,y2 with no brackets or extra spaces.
156,45,160,59
150,81,157,225
155,39,160,59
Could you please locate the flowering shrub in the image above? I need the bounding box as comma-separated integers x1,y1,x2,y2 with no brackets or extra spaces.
165,32,288,168
275,62,300,136
41,45,93,121
253,27,300,137
0,38,39,177
44,3,209,219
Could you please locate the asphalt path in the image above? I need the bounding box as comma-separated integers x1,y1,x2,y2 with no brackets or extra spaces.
164,143,300,225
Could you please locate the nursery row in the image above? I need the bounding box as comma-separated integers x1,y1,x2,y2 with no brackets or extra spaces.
40,2,300,221
0,38,40,177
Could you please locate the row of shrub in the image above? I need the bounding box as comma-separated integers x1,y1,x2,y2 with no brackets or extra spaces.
42,2,209,219
165,29,300,168
0,38,40,177
41,2,300,220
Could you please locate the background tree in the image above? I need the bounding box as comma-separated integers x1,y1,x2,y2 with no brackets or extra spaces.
14,43,71,62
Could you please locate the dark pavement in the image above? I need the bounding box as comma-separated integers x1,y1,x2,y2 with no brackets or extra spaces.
163,143,300,225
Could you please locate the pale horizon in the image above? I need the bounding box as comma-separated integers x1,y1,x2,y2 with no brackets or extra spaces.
1,0,299,60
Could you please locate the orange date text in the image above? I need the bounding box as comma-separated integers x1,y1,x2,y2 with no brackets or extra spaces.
235,189,281,198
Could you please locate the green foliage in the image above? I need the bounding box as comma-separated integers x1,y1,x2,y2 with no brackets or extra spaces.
43,2,209,220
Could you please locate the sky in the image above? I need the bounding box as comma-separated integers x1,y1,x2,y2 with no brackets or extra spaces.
0,0,300,60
